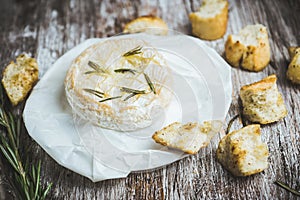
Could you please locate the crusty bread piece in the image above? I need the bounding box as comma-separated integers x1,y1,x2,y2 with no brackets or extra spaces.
152,121,222,154
240,75,287,124
225,24,271,71
288,46,300,60
287,49,300,84
123,16,168,35
2,54,38,105
189,0,228,40
217,124,269,176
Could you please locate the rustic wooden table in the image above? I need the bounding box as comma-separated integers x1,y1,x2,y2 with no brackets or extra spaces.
0,0,299,199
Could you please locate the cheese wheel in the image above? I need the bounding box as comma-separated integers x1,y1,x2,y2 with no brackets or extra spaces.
65,38,172,131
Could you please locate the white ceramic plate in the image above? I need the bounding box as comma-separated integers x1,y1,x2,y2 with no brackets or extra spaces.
23,34,232,182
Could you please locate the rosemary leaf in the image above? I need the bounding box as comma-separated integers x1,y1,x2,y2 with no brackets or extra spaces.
83,88,104,99
225,114,240,134
99,96,122,103
84,71,104,75
114,68,137,75
32,164,36,186
0,146,18,172
274,180,300,196
87,61,106,73
143,73,156,94
33,161,41,199
122,46,142,57
120,87,146,94
123,93,137,101
41,183,53,199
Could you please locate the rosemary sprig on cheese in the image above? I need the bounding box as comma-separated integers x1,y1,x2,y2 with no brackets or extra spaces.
122,46,142,57
83,88,105,98
123,93,138,101
120,87,146,101
85,61,107,75
144,73,156,94
99,96,122,103
120,87,146,94
114,68,137,75
84,88,122,103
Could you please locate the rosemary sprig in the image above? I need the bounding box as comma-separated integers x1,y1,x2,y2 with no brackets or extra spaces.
274,180,300,196
85,61,106,75
84,71,102,75
122,46,142,57
0,85,52,200
123,93,137,101
88,61,105,72
99,96,122,103
83,88,104,99
114,68,137,75
225,114,240,134
143,73,156,94
120,87,146,94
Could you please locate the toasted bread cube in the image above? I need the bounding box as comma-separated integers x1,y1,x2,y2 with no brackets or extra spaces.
240,75,287,124
225,24,271,71
189,0,228,40
288,46,300,60
217,124,269,176
287,47,300,84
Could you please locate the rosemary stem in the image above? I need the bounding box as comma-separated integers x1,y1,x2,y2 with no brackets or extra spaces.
226,114,240,134
274,180,300,196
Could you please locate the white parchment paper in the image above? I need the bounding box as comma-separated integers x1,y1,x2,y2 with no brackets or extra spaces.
23,34,232,182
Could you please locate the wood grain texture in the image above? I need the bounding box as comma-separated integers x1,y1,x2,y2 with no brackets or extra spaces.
0,0,299,199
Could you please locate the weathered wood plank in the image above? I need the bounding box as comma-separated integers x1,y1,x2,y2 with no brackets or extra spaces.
0,0,299,199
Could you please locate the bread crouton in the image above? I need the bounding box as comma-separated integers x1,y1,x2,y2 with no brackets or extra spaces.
189,0,228,40
217,124,269,176
123,16,168,35
288,46,300,60
2,54,39,106
152,121,222,154
225,24,271,71
287,47,300,84
240,75,287,124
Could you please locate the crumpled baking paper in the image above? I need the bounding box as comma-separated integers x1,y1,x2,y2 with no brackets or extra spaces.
23,34,232,182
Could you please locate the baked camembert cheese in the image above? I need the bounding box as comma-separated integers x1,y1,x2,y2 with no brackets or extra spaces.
65,38,172,131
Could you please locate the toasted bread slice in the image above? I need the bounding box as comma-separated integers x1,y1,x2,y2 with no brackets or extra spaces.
189,0,228,40
240,75,287,124
123,16,168,35
2,54,38,105
287,50,300,84
225,24,270,71
217,124,269,176
152,121,222,154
